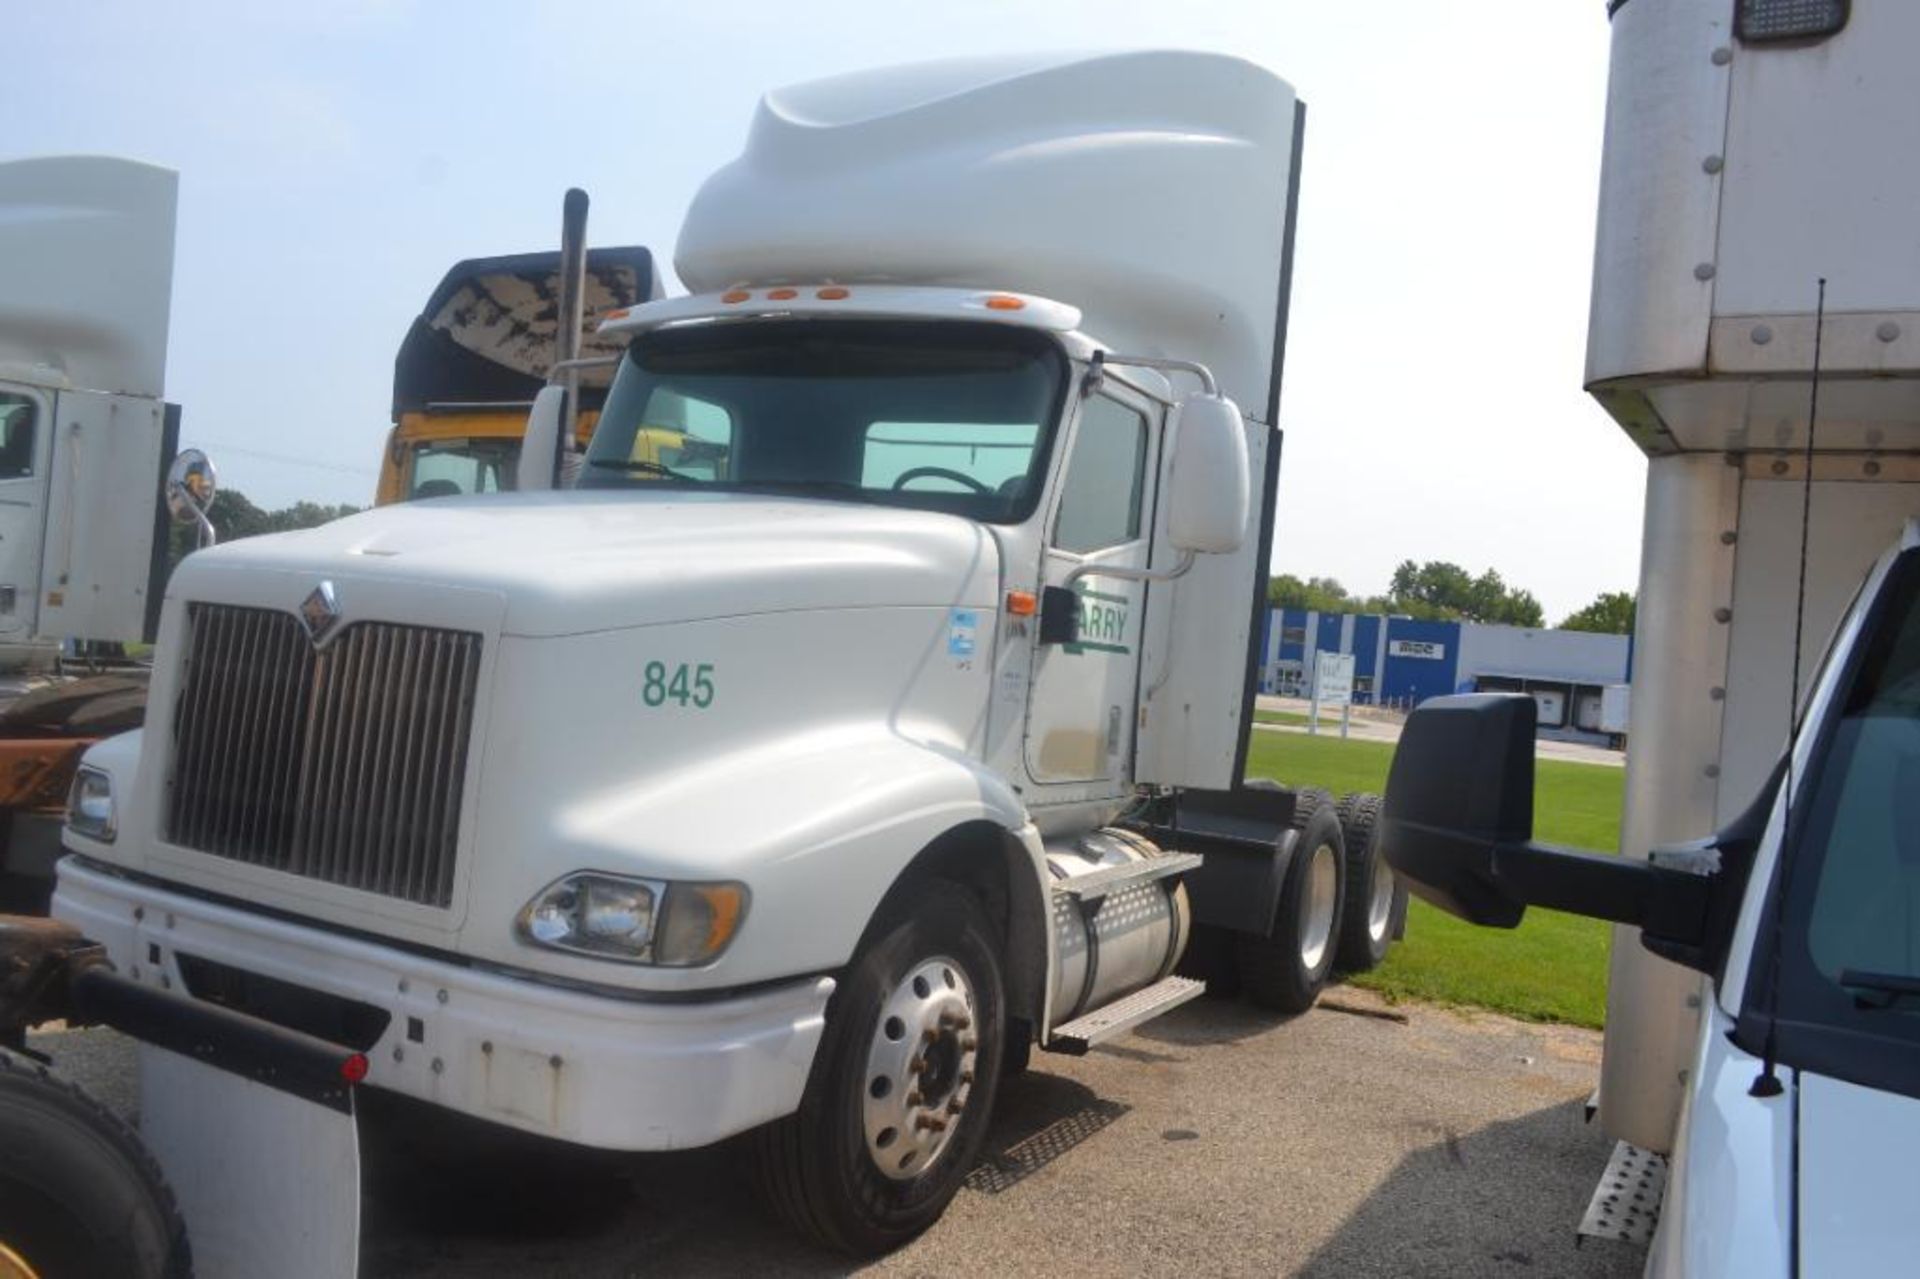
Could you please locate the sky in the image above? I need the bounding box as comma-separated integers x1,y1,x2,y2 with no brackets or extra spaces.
6,1,1645,621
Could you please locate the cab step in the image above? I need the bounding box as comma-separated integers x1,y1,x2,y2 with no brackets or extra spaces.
1043,975,1205,1055
1050,852,1202,903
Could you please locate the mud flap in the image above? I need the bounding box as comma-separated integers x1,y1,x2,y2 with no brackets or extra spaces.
139,1043,361,1279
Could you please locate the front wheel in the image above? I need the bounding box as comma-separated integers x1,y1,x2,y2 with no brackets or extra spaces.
751,886,1004,1256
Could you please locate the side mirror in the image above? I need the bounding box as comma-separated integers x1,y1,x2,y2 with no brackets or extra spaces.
165,449,218,549
515,385,569,493
1380,694,1714,943
1165,393,1249,555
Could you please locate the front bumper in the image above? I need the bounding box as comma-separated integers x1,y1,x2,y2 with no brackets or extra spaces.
53,857,832,1150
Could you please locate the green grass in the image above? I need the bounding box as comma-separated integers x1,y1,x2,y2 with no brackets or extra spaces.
1243,732,1624,1028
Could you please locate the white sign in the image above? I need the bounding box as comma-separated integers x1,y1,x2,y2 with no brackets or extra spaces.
1388,639,1447,661
1313,651,1355,706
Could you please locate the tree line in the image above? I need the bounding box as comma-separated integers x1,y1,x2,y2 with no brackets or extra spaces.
1268,560,1635,635
169,489,362,565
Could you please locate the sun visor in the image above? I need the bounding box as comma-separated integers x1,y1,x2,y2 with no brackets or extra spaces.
0,156,177,398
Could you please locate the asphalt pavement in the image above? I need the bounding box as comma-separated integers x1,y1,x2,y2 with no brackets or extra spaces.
30,987,1646,1278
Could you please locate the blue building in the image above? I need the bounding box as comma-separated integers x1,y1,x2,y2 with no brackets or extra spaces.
1260,610,1632,743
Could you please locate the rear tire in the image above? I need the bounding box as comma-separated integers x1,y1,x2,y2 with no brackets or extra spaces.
1236,797,1346,1014
1332,792,1406,972
0,1048,190,1279
751,886,1004,1256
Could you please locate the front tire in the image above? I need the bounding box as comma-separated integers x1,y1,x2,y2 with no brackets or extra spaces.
751,886,1004,1256
0,1048,190,1279
1236,795,1346,1014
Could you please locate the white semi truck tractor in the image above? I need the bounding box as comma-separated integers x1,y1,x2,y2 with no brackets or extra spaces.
1382,1,1920,1273
37,51,1405,1258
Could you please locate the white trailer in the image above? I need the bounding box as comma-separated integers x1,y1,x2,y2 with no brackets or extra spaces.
1383,2,1920,1272
24,51,1411,1266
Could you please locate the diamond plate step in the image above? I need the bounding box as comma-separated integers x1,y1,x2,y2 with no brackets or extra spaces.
1050,852,1202,903
1577,1139,1668,1247
1044,975,1205,1055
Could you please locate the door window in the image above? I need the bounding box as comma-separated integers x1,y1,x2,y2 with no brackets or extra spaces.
0,394,35,480
1053,396,1147,553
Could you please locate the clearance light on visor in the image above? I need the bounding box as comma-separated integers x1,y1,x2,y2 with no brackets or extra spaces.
67,766,116,842
516,872,748,966
1736,0,1849,43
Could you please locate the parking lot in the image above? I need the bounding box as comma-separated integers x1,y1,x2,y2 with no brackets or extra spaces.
34,988,1645,1278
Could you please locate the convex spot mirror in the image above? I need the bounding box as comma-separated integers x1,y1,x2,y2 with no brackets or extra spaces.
165,449,216,524
515,385,569,493
1166,393,1249,555
166,449,218,548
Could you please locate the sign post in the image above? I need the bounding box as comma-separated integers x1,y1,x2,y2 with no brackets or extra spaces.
1312,651,1356,739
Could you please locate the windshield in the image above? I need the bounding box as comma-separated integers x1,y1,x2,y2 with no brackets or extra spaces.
1764,547,1920,1092
577,320,1067,522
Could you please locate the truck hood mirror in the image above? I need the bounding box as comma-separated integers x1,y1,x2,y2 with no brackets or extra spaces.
515,385,569,493
166,448,218,548
1382,693,1717,955
1166,393,1249,554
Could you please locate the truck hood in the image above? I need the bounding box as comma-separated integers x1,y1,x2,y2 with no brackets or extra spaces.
1796,1070,1920,1275
171,491,1001,636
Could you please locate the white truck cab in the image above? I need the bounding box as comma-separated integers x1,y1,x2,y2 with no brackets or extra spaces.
49,52,1406,1255
1382,2,1920,1272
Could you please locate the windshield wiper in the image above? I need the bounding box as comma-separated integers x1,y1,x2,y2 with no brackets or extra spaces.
586,458,694,480
1839,968,1920,1010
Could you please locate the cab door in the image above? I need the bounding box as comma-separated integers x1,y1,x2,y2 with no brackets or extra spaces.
0,384,52,638
1023,386,1160,791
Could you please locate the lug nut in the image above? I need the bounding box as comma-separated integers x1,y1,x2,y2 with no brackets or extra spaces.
959,1071,974,1086
908,1056,925,1074
962,1037,978,1052
947,1100,964,1115
922,1028,938,1044
906,1090,924,1106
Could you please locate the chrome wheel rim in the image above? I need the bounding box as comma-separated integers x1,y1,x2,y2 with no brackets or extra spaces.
1367,857,1396,944
1301,842,1339,971
0,1239,41,1279
862,955,979,1181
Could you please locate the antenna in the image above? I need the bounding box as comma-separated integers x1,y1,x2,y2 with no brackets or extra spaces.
1750,277,1826,1099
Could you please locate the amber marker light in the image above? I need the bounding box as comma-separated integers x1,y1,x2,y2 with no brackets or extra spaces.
721,289,751,304
766,287,799,300
816,286,850,300
1006,590,1038,616
601,307,631,322
984,294,1026,311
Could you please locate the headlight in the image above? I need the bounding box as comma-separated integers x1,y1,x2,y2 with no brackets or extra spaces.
67,766,116,842
516,872,748,966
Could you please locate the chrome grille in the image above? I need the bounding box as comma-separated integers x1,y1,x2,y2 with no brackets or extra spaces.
166,603,482,907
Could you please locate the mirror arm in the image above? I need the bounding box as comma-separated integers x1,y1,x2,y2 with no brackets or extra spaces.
1491,841,1714,940
1063,549,1195,589
1090,351,1219,396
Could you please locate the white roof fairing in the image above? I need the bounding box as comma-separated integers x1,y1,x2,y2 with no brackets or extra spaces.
676,51,1300,421
0,156,177,398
